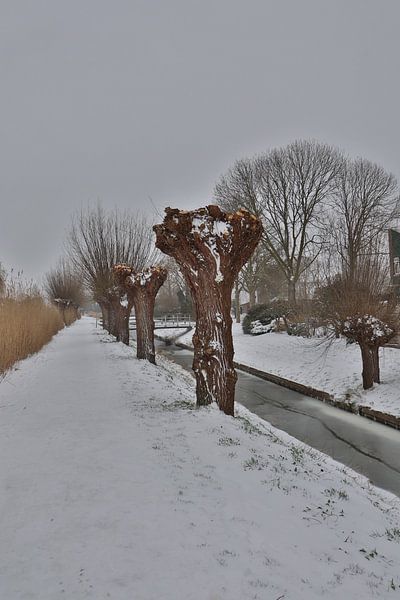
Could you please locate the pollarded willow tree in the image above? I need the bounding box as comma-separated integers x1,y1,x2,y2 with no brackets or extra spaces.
315,259,397,390
68,205,157,344
44,260,84,325
154,205,262,416
105,268,135,346
113,264,167,364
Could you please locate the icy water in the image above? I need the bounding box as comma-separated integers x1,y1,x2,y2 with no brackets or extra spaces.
156,340,400,498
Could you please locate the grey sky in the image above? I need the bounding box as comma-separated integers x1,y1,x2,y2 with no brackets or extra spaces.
1,0,400,281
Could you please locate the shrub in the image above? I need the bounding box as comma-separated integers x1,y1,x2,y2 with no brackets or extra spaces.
242,301,289,335
286,322,311,337
248,319,276,335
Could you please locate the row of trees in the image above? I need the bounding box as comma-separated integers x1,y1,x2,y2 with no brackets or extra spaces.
44,204,262,416
43,207,168,364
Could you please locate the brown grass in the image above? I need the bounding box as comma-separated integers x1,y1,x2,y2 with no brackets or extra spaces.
0,296,64,374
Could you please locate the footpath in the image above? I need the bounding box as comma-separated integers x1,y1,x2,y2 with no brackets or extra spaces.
1,318,400,599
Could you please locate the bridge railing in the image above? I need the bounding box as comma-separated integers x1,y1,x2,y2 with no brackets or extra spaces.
130,314,194,330
97,314,194,330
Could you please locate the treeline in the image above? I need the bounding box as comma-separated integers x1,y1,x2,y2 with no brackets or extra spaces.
47,203,261,416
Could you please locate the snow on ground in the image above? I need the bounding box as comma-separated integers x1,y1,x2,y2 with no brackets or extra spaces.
163,324,400,417
1,317,400,599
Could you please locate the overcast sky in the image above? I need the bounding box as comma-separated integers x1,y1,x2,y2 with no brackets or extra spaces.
1,0,400,281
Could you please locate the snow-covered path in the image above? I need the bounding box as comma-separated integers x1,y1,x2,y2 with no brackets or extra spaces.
1,318,400,599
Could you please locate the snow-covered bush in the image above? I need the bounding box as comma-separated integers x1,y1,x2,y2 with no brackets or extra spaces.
242,301,289,335
249,318,277,335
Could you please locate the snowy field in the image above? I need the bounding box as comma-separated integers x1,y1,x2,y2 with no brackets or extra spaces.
1,318,400,599
168,324,400,418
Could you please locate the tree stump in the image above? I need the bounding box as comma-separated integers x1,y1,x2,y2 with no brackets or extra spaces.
154,205,262,416
113,264,167,364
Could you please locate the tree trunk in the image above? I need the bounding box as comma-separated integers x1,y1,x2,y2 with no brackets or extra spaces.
107,301,119,337
133,290,157,364
360,343,375,390
113,301,133,346
234,278,241,324
103,302,113,335
288,278,296,306
249,287,256,308
372,345,380,384
191,284,237,415
113,264,167,365
98,302,109,331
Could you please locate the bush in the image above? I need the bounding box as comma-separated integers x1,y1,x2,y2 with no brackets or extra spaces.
286,322,311,337
242,301,289,335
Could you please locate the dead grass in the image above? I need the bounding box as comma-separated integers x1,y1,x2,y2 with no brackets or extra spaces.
0,296,64,374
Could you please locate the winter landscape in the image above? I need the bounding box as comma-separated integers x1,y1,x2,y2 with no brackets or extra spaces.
2,2,400,599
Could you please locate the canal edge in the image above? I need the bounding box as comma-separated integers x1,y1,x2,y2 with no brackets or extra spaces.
234,361,400,431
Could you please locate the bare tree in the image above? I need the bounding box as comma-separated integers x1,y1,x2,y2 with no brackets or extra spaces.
233,246,278,323
233,277,242,323
67,205,156,342
329,157,399,283
154,205,262,416
155,256,193,316
238,244,275,308
215,140,342,305
44,260,84,324
113,264,167,363
154,257,180,314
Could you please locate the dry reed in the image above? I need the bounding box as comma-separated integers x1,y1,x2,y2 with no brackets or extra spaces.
0,296,64,374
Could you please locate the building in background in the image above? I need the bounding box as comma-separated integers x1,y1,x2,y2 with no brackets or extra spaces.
388,228,400,294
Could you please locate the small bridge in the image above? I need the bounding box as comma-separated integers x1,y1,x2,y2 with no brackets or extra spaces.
97,314,194,331
129,314,193,330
